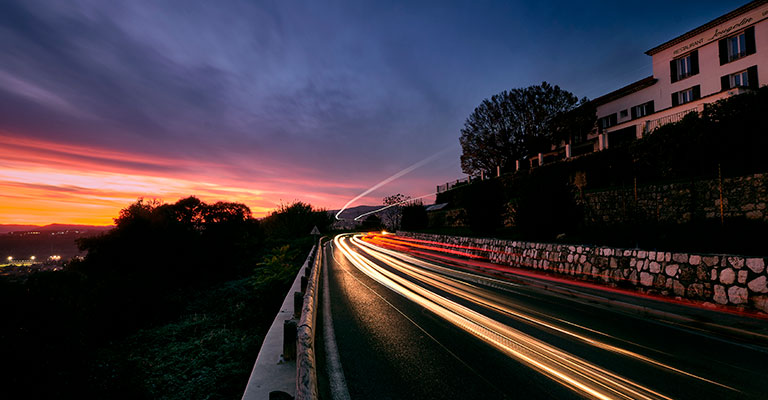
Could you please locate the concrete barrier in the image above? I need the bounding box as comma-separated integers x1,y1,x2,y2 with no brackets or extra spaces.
242,242,320,400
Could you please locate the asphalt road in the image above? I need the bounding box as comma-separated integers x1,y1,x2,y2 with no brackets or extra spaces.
316,233,768,400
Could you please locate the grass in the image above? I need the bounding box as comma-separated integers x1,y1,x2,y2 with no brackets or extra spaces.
88,254,303,400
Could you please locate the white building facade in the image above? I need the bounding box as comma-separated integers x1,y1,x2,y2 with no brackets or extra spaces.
593,0,768,150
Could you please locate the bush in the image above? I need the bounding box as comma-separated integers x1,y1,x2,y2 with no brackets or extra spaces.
401,202,428,230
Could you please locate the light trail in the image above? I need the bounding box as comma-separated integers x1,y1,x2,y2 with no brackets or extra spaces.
333,233,693,400
352,192,435,221
352,236,737,392
363,233,768,322
334,147,452,220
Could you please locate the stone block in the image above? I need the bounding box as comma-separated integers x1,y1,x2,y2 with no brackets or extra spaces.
687,283,704,299
727,257,745,269
689,255,701,266
672,253,688,263
649,261,661,273
753,295,768,313
696,266,709,281
648,251,655,261
719,268,735,285
702,256,719,267
673,280,686,297
713,285,728,305
638,251,647,259
727,286,748,305
665,252,671,262
746,258,765,274
746,210,763,220
640,272,653,286
629,270,638,285
665,264,679,277
609,257,617,268
738,270,748,284
748,276,768,293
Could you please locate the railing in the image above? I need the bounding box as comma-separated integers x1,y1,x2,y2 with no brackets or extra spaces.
643,108,698,134
437,175,479,193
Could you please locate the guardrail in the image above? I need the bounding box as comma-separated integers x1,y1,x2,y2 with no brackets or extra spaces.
295,239,322,399
242,239,322,400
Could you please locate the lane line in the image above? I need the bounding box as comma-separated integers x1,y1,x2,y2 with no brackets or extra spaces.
329,239,508,398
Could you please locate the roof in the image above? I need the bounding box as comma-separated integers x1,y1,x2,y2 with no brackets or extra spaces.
591,76,657,106
425,203,448,212
645,0,767,56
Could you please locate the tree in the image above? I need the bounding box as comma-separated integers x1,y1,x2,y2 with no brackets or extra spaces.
460,82,584,175
400,201,428,231
361,215,384,231
380,193,410,230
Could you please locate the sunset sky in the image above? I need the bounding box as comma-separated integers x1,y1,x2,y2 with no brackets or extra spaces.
0,0,743,225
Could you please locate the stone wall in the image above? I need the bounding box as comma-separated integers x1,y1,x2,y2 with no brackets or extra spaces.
579,173,768,225
397,232,768,313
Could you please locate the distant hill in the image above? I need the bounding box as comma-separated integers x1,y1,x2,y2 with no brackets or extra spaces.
328,205,382,220
0,224,113,234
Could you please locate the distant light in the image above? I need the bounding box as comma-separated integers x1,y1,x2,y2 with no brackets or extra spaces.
381,231,388,235
7,256,12,261
30,256,35,260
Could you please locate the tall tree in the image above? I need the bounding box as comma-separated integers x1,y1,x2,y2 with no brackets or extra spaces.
460,82,584,175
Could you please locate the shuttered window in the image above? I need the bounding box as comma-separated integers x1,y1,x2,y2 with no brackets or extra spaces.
672,86,700,106
719,26,756,65
722,66,759,91
630,101,654,120
670,50,699,83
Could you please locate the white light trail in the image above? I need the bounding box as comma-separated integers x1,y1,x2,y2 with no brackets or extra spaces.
333,233,735,400
352,192,435,221
334,147,452,220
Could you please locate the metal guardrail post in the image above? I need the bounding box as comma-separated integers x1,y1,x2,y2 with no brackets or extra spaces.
293,291,304,319
283,319,297,361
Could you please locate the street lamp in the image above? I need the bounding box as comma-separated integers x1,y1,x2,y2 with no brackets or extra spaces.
7,256,11,262
30,256,36,261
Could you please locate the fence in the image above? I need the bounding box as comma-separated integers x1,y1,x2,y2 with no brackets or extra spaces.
643,108,699,134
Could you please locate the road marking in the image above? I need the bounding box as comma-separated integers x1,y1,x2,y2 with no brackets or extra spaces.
329,238,507,397
322,243,351,400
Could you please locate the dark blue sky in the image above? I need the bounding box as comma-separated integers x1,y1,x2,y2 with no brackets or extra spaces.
0,0,748,222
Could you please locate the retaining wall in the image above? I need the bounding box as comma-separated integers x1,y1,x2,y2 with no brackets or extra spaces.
397,232,768,313
579,172,768,225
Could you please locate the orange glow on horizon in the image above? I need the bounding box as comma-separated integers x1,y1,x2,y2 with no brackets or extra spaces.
0,133,385,225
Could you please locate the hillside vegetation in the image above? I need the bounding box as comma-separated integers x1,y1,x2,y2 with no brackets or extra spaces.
0,197,332,399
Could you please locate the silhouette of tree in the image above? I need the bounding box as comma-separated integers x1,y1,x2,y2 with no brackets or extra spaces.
460,82,584,175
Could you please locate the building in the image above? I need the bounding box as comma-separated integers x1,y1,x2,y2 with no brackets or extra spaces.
591,0,768,150
437,1,768,193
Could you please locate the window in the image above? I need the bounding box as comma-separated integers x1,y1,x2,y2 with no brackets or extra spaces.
620,109,628,118
631,101,654,119
731,70,749,87
598,113,617,132
719,27,756,65
721,66,758,91
670,51,699,83
672,85,700,107
728,33,747,61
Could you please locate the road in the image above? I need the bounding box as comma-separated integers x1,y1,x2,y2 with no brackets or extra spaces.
316,233,768,400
